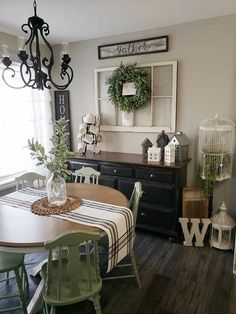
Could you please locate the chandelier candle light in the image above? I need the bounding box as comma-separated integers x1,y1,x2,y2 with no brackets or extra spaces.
1,0,73,90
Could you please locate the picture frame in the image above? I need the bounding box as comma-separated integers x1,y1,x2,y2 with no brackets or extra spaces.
98,36,168,59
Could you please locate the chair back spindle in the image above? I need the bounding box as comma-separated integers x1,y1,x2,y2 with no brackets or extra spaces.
73,167,100,184
15,172,46,190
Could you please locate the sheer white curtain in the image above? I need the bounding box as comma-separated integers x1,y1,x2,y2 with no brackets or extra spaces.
0,66,53,182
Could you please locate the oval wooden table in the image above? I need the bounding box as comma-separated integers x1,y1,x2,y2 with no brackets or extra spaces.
0,183,128,251
0,183,128,314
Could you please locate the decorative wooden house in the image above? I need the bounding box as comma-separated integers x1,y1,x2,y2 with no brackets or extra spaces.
141,138,153,158
156,130,169,161
169,131,189,162
164,144,175,164
147,147,161,162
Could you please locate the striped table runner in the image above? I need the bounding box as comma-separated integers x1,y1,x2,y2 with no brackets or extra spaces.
0,188,134,272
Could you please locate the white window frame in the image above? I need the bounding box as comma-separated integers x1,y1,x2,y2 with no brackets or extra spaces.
94,61,177,133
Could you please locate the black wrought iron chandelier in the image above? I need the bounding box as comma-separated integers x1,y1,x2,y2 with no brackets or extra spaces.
1,0,73,90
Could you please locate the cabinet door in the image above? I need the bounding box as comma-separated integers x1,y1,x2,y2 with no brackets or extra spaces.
117,179,136,199
99,175,116,188
137,202,177,230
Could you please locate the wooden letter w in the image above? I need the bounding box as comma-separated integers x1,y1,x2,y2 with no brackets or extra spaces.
179,218,211,247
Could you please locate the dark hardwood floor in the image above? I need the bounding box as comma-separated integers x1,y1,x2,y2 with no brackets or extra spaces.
1,230,235,314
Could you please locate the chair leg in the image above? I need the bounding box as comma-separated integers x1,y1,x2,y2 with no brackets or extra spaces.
130,250,141,288
50,305,56,314
22,263,29,287
5,271,9,284
43,302,48,314
14,269,27,314
93,294,102,314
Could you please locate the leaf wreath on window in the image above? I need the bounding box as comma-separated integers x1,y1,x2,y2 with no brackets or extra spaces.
106,63,150,113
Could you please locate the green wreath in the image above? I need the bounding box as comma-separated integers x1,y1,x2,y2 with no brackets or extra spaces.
106,63,150,113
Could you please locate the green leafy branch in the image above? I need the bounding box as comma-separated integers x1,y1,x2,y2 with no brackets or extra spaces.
28,118,74,178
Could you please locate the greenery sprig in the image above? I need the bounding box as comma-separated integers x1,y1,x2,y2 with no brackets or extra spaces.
106,63,150,113
28,118,74,178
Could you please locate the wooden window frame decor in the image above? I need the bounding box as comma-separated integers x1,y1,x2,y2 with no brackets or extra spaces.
98,36,168,60
94,61,177,133
54,90,72,150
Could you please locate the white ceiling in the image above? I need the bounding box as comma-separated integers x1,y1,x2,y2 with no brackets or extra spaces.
0,0,236,44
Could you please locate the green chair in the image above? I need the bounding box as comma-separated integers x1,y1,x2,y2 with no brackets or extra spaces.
15,172,46,191
73,167,101,184
14,172,46,280
0,252,28,313
42,231,102,314
101,181,143,288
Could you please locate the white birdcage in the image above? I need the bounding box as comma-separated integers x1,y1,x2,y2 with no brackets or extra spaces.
198,115,235,181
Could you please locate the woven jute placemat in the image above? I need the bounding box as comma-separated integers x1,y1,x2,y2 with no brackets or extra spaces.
31,195,82,216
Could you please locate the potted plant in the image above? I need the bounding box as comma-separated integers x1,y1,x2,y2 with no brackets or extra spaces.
28,118,74,206
106,63,150,125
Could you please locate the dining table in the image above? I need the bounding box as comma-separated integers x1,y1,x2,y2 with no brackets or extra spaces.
0,183,129,314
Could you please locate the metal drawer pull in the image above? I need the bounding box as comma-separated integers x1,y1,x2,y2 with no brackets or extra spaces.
150,174,153,177
114,169,117,173
141,212,146,217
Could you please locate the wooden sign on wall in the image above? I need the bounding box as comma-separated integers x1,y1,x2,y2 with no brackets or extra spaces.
54,90,72,150
98,36,168,59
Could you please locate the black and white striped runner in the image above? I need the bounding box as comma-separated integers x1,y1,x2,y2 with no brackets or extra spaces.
0,188,134,272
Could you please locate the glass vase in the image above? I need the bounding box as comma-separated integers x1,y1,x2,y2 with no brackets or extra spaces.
46,173,67,206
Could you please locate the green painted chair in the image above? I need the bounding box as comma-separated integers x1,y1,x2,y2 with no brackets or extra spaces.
15,172,46,190
73,167,101,184
42,231,102,314
0,252,28,313
14,172,46,280
101,181,143,288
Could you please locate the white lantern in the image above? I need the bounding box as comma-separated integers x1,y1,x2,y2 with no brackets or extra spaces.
164,144,175,164
210,202,235,250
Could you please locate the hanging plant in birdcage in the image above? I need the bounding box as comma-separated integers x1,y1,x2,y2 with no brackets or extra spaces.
198,115,235,216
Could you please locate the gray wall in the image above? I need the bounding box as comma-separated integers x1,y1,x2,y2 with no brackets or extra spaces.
57,14,236,215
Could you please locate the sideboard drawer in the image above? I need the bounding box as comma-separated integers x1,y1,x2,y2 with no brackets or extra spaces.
100,165,133,177
69,160,99,171
136,168,175,183
141,182,175,207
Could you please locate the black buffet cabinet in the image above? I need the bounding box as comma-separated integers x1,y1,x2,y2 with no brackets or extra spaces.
69,151,190,238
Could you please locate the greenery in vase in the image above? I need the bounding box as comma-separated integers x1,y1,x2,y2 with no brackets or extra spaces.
106,62,150,113
28,118,74,178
